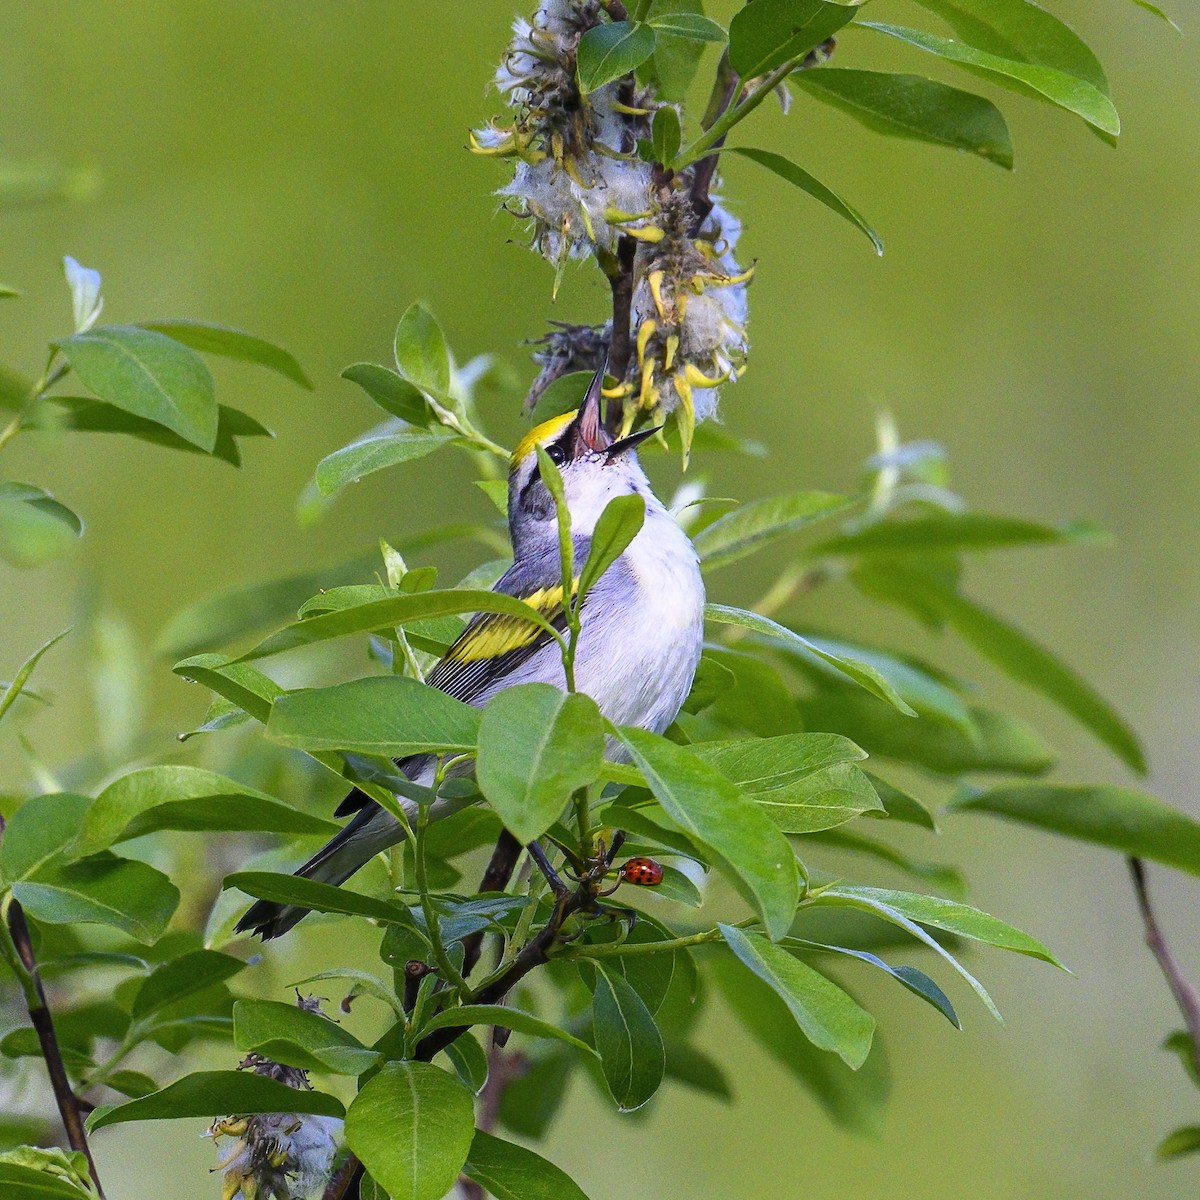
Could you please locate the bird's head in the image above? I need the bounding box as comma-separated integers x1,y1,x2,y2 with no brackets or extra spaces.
507,365,659,553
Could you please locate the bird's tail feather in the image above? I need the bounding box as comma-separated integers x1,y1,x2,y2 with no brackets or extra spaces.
234,807,399,940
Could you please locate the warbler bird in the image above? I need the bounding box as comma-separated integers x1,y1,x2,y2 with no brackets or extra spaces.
238,367,704,938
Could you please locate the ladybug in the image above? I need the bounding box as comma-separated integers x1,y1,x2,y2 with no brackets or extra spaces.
619,857,664,887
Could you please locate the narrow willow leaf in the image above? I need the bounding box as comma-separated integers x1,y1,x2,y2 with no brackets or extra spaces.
710,954,891,1133
0,484,84,566
142,320,311,389
233,999,379,1075
617,727,799,939
694,489,852,569
853,561,1144,773
705,604,917,716
267,676,480,756
346,1062,475,1200
861,22,1119,136
815,888,1003,1020
55,325,218,451
342,362,430,424
132,951,246,1020
792,68,1012,167
88,1070,344,1130
727,147,882,255
241,589,557,661
1158,1126,1200,1159
224,871,406,924
476,684,604,844
418,1005,595,1055
645,11,724,41
577,493,645,602
172,655,282,724
0,628,70,726
13,853,179,943
910,0,1108,92
393,303,451,398
721,925,874,1067
1127,0,1180,31
811,512,1096,557
827,886,1062,964
798,692,1053,776
315,428,455,497
463,1131,591,1200
693,733,882,833
788,937,960,1027
72,765,335,857
865,772,937,830
728,0,857,78
950,784,1200,876
592,966,666,1111
577,21,657,93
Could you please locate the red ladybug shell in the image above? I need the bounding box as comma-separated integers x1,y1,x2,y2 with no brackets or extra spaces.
620,857,664,886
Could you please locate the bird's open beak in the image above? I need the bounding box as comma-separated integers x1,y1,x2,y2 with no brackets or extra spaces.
605,424,661,460
570,363,611,458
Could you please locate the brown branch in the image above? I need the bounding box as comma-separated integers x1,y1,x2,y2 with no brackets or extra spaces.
604,234,638,434
6,900,106,1198
322,1153,361,1200
1128,856,1200,1080
688,52,739,236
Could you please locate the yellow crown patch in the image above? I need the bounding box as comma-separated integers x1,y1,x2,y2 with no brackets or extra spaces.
512,411,576,467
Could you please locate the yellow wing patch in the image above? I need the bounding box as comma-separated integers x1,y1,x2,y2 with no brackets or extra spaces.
446,583,572,664
512,411,576,468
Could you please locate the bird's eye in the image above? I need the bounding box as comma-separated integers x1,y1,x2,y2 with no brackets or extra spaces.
545,443,567,466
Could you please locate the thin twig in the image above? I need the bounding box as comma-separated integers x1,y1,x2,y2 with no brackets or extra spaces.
604,234,638,433
3,899,106,1197
688,52,739,235
1128,856,1200,1080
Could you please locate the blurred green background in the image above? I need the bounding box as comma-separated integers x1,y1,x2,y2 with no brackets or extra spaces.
2,1,1198,1196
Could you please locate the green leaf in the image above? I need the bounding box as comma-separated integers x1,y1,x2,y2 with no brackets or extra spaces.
813,512,1095,557
315,428,455,498
1128,0,1180,31
476,684,605,843
233,999,380,1075
663,1037,731,1098
13,853,178,943
0,484,83,566
463,1131,591,1200
38,398,270,467
728,0,858,78
866,772,937,830
694,490,852,569
710,954,891,1133
577,21,657,93
617,727,800,939
693,733,881,833
346,1062,475,1200
727,147,882,255
393,303,451,398
0,1162,97,1200
806,827,965,896
854,562,1144,773
646,11,724,42
646,0,709,100
950,784,1200,875
909,0,1108,93
0,795,91,883
861,22,1119,136
721,925,874,1067
444,1033,489,1093
792,68,1013,168
1158,1126,1200,1159
591,966,665,1111
267,676,480,756
72,766,335,857
172,655,282,724
224,871,406,924
0,628,69,726
578,493,646,602
798,692,1054,776
104,1071,160,1099
705,604,917,716
418,1004,595,1055
826,886,1061,964
54,325,218,451
342,362,431,424
141,320,311,389
132,950,246,1020
241,589,557,662
88,1070,344,1130
651,106,682,164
